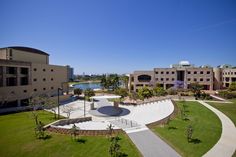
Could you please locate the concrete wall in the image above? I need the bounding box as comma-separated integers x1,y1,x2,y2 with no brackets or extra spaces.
11,48,49,64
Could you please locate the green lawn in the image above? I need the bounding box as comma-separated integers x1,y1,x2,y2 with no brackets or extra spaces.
0,111,140,157
208,99,236,126
152,101,222,157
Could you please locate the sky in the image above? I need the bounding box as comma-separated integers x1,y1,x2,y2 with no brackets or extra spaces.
1,0,236,74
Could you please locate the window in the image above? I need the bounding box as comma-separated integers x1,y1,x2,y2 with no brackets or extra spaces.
6,67,17,74
51,69,54,72
231,72,233,75
6,77,17,86
188,78,191,81
51,78,53,81
33,78,37,82
137,75,151,82
234,72,236,75
200,78,203,81
172,78,175,81
166,78,169,81
155,72,158,74
225,77,230,82
9,49,12,56
43,78,46,81
20,77,28,85
51,87,54,89
20,68,28,75
34,89,37,91
194,78,197,82
161,71,164,74
194,71,197,74
156,78,158,81
43,88,46,90
43,69,46,72
161,78,163,81
166,72,169,74
23,90,27,93
200,71,204,74
207,78,210,82
207,71,210,74
33,68,37,71
172,71,175,74
188,71,191,74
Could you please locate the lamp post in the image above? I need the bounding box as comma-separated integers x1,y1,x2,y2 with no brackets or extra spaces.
84,93,86,117
57,88,63,119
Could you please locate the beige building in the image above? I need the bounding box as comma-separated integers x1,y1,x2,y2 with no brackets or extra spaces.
129,61,236,92
0,46,70,109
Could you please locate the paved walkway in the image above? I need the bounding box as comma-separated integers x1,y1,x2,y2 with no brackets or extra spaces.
198,101,236,157
127,128,181,157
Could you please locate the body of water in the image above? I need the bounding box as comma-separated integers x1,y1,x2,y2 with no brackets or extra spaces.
73,82,101,90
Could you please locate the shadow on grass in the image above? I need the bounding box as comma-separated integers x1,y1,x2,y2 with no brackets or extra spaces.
76,138,87,144
190,138,202,144
168,126,177,130
38,135,52,140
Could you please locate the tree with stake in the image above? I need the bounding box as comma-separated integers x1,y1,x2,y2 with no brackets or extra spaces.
186,125,193,142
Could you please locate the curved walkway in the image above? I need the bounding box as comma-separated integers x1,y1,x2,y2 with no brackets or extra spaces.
198,101,236,157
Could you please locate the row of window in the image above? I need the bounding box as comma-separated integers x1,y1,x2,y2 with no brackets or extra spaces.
156,78,175,81
155,71,175,75
188,71,211,75
187,78,211,82
33,78,54,82
22,87,55,93
155,71,211,75
223,72,236,75
5,67,29,75
155,78,211,82
33,68,54,72
223,77,236,82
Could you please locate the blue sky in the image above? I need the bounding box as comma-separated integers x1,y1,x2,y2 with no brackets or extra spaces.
1,0,236,74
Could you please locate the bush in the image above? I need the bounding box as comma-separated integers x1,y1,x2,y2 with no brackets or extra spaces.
167,88,178,95
153,87,167,96
218,90,236,99
229,82,236,91
114,88,128,98
74,88,82,95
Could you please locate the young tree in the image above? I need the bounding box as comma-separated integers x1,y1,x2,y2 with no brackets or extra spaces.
109,136,122,157
62,105,74,118
35,121,45,139
46,98,58,119
107,124,114,138
84,88,95,101
120,75,129,90
186,125,193,142
189,82,203,99
71,124,80,141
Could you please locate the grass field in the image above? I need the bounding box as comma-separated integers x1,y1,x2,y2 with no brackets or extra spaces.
0,111,140,157
208,98,236,126
208,98,236,157
152,101,222,157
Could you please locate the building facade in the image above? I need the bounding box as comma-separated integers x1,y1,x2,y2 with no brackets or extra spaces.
0,46,70,109
129,61,236,92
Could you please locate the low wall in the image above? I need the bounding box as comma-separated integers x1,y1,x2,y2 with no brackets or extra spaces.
50,117,92,126
47,126,124,136
146,99,178,128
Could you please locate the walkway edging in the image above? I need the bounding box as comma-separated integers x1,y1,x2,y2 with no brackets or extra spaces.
198,101,236,157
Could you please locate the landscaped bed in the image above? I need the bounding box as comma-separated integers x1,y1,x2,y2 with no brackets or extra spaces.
0,111,141,157
152,101,222,157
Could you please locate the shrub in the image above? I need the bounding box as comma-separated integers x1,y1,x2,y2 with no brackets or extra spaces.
218,90,236,99
153,87,167,96
114,88,128,98
167,88,178,95
229,82,236,91
74,88,82,95
137,87,153,100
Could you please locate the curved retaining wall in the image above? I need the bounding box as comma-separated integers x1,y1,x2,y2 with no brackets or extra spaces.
146,99,178,128
46,126,124,136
